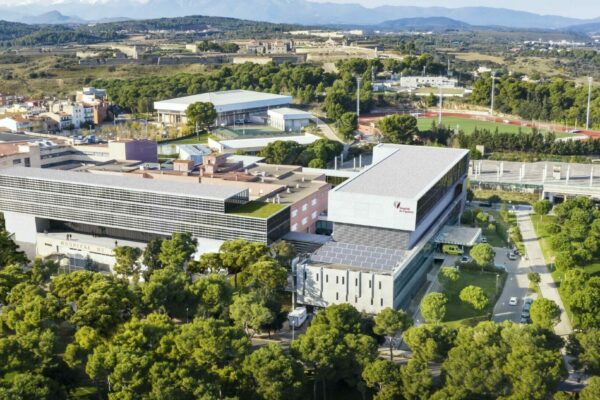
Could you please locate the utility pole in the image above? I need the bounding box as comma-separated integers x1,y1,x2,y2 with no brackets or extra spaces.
490,71,496,116
356,76,362,118
586,77,593,130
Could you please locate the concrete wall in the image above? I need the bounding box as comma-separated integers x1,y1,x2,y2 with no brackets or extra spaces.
296,263,394,314
290,183,330,234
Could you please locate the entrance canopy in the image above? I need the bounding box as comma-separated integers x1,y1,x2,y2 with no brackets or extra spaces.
434,226,482,247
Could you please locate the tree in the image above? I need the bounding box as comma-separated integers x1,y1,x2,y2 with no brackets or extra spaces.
308,158,326,168
240,260,287,296
188,274,233,318
439,267,459,286
555,251,577,271
373,307,412,361
362,359,402,400
30,258,59,285
219,240,269,287
159,233,197,271
242,343,303,400
291,304,377,400
420,292,447,323
459,285,489,310
230,292,274,337
270,241,296,267
377,114,418,144
476,211,489,227
528,272,541,286
141,268,188,316
185,101,217,131
534,200,552,219
574,329,600,374
530,298,561,329
470,243,496,270
403,324,456,362
195,252,222,274
0,372,65,400
113,246,142,281
337,112,358,139
580,376,600,400
400,360,433,400
142,238,164,278
0,230,29,267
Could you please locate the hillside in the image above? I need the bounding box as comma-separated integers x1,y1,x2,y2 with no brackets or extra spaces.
375,17,473,32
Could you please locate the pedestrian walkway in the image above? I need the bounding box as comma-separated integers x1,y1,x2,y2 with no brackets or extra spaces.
517,213,572,336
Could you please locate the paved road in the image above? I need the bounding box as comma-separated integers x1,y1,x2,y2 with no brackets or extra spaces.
313,117,344,144
517,213,572,336
492,249,534,324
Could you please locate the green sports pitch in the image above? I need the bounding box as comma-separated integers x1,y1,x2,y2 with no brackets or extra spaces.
416,116,564,136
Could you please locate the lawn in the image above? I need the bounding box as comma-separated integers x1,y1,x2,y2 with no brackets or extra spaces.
473,189,540,205
442,270,502,324
228,201,287,218
417,116,556,135
159,132,210,145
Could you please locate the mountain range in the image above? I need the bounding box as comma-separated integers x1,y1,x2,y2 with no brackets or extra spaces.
1,0,600,30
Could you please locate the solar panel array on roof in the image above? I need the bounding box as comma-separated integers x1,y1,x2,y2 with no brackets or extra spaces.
311,241,406,272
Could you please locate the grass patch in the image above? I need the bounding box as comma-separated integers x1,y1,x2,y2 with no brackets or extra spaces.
228,201,287,218
417,116,557,135
442,270,501,323
159,132,210,145
473,189,540,205
69,386,99,399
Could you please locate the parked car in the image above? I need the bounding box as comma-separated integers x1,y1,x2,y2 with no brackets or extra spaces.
460,255,472,263
479,201,492,207
480,236,488,243
507,252,518,261
520,316,530,324
442,244,464,255
509,297,518,306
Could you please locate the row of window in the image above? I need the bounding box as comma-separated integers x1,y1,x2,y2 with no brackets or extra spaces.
333,292,385,307
316,273,384,290
0,176,229,213
291,197,320,218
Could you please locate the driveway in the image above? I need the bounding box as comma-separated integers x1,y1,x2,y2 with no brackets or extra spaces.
517,213,572,336
492,249,533,324
312,117,344,144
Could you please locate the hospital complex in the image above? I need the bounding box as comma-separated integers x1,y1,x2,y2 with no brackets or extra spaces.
0,87,557,314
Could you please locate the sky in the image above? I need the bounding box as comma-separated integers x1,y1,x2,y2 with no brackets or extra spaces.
0,0,598,19
311,0,599,19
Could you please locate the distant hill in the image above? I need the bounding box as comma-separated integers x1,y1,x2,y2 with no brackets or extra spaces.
1,0,599,30
564,22,600,34
0,20,38,41
375,17,473,32
22,11,86,25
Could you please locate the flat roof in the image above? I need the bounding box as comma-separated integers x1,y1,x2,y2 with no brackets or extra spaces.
268,107,312,119
310,241,408,273
434,226,482,247
217,133,320,150
0,167,247,202
154,90,292,114
335,144,468,200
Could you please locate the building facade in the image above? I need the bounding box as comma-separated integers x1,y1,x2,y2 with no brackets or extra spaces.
295,144,469,314
0,168,290,258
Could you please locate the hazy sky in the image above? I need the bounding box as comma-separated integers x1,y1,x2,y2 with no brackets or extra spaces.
311,0,599,19
0,0,598,19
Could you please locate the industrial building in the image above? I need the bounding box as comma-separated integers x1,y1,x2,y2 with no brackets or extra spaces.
207,133,320,154
295,144,469,314
154,90,292,126
267,108,312,132
0,167,291,266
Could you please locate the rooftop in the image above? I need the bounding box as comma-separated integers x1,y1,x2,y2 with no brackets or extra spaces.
154,90,292,113
215,133,320,150
267,107,312,119
335,144,469,200
0,167,247,202
310,241,408,273
227,201,288,218
434,226,482,247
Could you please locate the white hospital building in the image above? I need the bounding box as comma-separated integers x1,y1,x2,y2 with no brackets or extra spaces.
295,144,469,314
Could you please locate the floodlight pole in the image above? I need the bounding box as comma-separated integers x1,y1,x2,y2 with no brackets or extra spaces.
356,76,362,118
490,72,496,116
438,85,443,128
586,77,593,130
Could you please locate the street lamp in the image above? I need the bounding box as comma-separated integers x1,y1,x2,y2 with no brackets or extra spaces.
490,71,496,116
356,76,362,118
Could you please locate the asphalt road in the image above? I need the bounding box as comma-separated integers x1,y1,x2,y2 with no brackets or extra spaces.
492,249,534,324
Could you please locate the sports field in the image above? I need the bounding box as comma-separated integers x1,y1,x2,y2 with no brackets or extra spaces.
417,116,557,135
